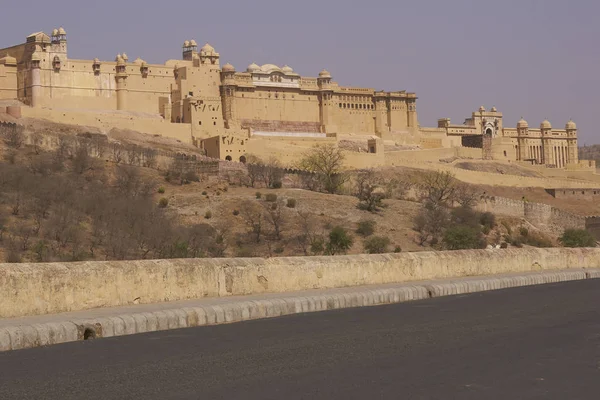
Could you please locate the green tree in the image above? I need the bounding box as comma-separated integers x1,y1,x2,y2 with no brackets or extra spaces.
326,226,353,255
560,229,597,248
443,225,484,250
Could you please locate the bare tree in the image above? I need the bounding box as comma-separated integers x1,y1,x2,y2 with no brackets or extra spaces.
111,142,124,164
413,201,450,246
295,211,324,255
4,125,25,149
297,144,348,194
454,183,478,208
355,169,387,212
31,132,43,155
240,200,264,243
418,170,457,208
263,200,287,240
142,147,158,168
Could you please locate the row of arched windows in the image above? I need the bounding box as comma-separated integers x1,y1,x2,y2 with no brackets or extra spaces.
339,103,374,110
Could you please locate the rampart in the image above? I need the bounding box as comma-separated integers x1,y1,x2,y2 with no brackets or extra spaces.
1,248,599,319
475,195,599,237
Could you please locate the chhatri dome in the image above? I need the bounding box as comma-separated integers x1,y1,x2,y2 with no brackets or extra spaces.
246,62,260,72
200,43,215,54
282,65,293,73
566,120,577,130
222,63,235,72
319,69,331,78
517,117,528,129
540,119,552,130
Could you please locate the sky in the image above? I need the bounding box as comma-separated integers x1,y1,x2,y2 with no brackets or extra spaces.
2,0,599,144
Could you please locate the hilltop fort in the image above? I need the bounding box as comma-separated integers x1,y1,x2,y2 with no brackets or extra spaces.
0,28,594,170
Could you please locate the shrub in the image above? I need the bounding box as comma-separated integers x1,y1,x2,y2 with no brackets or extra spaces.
274,246,285,254
519,227,529,237
183,170,200,183
158,197,169,208
265,193,278,202
482,225,491,235
310,237,325,255
394,246,402,253
443,225,484,250
202,191,208,195
204,210,212,219
286,198,297,208
272,181,282,189
510,238,523,248
233,209,240,216
158,186,166,194
480,212,496,229
255,191,262,199
326,226,353,255
560,229,596,248
500,242,509,249
523,231,552,248
356,219,376,237
364,236,391,254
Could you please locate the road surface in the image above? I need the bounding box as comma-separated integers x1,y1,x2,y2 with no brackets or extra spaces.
1,279,600,399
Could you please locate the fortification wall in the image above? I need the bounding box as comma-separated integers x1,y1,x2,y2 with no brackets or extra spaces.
20,107,192,143
476,196,526,218
585,217,600,239
476,195,588,236
1,248,599,318
390,160,600,188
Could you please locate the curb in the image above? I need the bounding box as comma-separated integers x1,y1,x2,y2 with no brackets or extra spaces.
1,268,599,352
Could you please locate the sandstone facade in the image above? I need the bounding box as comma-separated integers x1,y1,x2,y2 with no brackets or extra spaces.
0,29,590,169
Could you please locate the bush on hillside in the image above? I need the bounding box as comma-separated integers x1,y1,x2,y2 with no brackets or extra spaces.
327,226,353,255
443,225,485,250
356,219,376,237
560,229,597,248
364,236,391,254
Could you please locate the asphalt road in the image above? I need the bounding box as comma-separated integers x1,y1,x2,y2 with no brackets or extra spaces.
1,280,600,400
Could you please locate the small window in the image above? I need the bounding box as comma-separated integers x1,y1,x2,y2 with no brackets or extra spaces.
213,121,216,126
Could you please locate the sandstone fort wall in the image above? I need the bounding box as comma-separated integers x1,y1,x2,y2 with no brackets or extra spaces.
1,248,599,318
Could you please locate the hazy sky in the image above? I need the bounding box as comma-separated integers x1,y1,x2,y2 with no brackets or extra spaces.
2,0,599,144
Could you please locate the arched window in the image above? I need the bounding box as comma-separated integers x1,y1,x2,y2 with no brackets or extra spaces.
225,155,232,161
239,155,247,163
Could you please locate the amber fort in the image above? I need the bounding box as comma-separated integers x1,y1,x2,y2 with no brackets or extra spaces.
0,28,595,170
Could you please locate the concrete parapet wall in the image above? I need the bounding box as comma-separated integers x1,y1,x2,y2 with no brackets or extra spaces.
1,248,600,319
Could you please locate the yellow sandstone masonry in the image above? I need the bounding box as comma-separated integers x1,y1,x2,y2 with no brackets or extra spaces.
0,29,593,170
1,248,600,319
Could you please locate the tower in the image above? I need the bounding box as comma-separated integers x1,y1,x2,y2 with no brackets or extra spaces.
317,69,335,134
199,43,219,66
516,117,528,161
183,40,198,61
406,94,418,129
115,54,128,111
540,119,553,165
29,52,42,107
51,27,67,56
566,120,578,165
374,92,388,136
221,63,238,129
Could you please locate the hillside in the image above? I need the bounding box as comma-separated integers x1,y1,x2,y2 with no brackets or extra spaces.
1,119,598,263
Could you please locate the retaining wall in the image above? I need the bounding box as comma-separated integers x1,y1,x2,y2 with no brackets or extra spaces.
1,248,600,319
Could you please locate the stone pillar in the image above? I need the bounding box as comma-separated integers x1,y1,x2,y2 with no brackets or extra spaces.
116,76,127,110
407,98,418,129
374,95,387,137
30,60,41,108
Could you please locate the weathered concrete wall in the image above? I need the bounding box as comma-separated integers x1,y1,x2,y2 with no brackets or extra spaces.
1,248,599,319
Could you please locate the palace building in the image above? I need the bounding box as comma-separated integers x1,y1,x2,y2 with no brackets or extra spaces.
0,28,588,170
